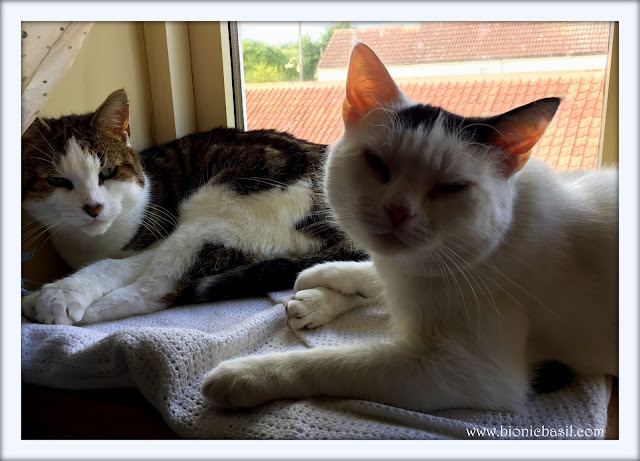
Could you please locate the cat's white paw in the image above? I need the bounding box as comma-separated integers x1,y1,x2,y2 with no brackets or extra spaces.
22,283,90,325
202,358,274,408
294,261,364,295
286,287,347,330
21,292,38,320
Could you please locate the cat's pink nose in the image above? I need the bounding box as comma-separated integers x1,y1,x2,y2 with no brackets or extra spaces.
83,203,103,218
385,203,415,227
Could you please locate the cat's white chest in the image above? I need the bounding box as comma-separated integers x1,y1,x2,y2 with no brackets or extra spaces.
51,221,139,268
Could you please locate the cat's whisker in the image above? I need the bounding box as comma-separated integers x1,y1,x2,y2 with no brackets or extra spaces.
298,221,336,237
446,243,531,316
23,153,58,168
481,257,560,319
143,203,179,227
372,121,396,139
23,218,67,250
438,245,486,326
35,221,72,254
120,209,162,237
22,215,54,228
122,210,167,242
22,219,62,243
307,209,335,218
446,236,558,318
458,140,491,151
446,248,497,337
435,246,473,330
22,229,50,249
147,208,179,236
235,177,289,188
23,141,58,167
34,124,58,159
22,222,51,242
426,248,453,322
458,122,505,138
365,105,401,127
440,245,501,321
438,252,459,321
140,213,171,239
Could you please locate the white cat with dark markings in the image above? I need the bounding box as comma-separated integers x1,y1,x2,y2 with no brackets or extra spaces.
202,43,618,412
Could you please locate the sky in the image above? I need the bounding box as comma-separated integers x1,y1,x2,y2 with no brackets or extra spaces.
239,22,417,46
240,22,331,45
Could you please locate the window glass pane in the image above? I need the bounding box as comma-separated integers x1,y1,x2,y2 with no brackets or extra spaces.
239,22,610,172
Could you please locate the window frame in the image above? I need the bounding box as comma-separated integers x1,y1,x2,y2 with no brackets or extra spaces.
226,21,618,168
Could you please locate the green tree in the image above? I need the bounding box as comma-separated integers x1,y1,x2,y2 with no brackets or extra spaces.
242,23,353,83
242,39,290,83
318,21,352,51
244,62,284,83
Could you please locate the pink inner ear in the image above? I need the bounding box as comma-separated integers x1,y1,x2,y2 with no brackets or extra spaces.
489,118,553,174
343,43,401,126
486,98,560,174
493,122,546,157
102,112,129,140
92,90,130,142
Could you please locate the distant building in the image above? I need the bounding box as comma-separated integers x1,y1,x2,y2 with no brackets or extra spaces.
245,22,611,172
317,22,610,81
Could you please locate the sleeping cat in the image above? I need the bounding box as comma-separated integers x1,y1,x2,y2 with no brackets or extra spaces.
21,89,364,324
202,43,618,412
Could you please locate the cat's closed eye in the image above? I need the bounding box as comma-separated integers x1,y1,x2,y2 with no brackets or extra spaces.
364,150,390,183
46,176,73,190
432,182,470,195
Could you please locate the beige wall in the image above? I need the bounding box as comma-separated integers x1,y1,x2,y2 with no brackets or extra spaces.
40,22,153,151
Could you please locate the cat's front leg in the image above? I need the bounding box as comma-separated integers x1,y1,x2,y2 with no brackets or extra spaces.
286,260,384,329
79,233,203,324
21,251,152,325
203,342,414,408
79,276,172,324
203,339,528,412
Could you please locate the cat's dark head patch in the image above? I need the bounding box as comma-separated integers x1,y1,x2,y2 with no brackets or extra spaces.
392,97,560,178
22,89,145,200
396,104,443,132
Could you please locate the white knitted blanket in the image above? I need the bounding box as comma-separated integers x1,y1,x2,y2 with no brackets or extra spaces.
21,291,610,439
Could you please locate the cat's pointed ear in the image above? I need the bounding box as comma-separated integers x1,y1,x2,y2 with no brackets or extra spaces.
485,97,560,175
23,117,51,138
342,43,403,127
91,89,131,142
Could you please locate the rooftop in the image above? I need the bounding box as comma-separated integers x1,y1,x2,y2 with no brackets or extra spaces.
318,22,610,68
245,70,605,172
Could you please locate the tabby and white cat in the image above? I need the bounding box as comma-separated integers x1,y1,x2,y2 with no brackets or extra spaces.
21,90,364,324
202,43,618,412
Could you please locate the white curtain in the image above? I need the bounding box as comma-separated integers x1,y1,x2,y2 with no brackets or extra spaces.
21,21,94,134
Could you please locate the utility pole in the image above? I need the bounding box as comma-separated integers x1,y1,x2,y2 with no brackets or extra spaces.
298,22,304,81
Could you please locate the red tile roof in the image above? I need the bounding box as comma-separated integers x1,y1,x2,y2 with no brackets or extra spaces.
319,22,610,68
245,70,605,172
